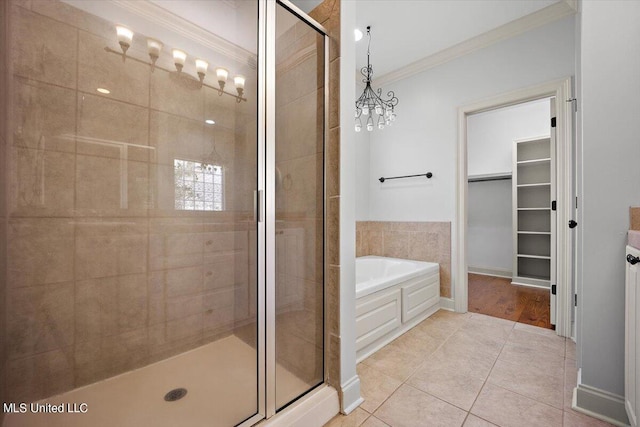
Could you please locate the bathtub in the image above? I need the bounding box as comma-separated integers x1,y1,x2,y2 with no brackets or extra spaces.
355,256,440,361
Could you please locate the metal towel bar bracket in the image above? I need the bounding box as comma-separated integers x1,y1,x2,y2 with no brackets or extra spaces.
379,172,433,183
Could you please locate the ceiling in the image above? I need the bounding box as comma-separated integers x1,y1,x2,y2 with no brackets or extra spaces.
355,0,562,79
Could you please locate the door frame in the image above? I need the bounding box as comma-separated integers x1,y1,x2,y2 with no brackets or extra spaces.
455,77,574,337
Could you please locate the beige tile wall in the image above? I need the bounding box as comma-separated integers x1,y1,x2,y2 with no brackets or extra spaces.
3,0,258,403
0,0,9,421
631,207,640,231
309,0,342,399
356,221,452,298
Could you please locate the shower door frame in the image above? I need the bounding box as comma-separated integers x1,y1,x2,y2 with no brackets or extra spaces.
241,1,329,425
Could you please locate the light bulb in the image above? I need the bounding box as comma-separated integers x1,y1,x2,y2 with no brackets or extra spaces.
215,67,228,93
385,109,391,117
234,75,246,90
234,75,246,98
195,59,208,82
366,116,374,132
216,68,228,82
172,49,186,72
375,105,383,115
390,113,396,122
147,38,163,65
355,120,362,132
385,118,391,126
378,122,385,130
116,26,133,55
362,106,369,116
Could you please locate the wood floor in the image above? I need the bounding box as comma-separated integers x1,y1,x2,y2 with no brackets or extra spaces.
468,273,553,329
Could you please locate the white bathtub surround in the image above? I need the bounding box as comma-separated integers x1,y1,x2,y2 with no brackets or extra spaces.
355,256,440,362
355,221,451,298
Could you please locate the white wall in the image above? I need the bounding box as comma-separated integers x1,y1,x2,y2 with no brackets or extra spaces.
466,100,550,273
338,0,363,413
355,129,371,220
467,180,512,272
367,16,575,223
467,99,550,176
577,0,640,405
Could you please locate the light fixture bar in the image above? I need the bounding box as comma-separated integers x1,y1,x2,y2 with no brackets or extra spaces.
103,46,247,103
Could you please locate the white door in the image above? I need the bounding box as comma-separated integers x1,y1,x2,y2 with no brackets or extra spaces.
550,99,557,325
625,245,640,427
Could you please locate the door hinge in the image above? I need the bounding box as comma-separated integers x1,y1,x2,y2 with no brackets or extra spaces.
551,200,556,211
551,284,557,295
566,98,578,112
551,117,556,128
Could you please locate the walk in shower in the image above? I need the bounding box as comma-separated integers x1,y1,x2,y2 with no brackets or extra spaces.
0,1,326,426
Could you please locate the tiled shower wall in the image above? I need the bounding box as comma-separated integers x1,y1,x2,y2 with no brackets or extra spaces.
2,0,257,404
1,0,9,422
356,221,452,298
631,207,640,231
308,0,342,395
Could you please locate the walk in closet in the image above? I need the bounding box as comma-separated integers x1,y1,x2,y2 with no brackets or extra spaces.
512,136,556,288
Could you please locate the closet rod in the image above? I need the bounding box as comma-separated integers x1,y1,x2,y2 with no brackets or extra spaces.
468,173,512,183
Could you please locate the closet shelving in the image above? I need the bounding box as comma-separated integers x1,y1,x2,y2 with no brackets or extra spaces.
512,136,555,287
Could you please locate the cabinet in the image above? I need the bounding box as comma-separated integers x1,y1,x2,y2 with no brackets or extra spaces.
625,245,640,427
512,136,555,288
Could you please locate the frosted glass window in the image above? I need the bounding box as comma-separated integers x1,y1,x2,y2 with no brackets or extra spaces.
174,159,223,211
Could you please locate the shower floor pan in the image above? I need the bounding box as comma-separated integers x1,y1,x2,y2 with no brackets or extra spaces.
3,335,307,427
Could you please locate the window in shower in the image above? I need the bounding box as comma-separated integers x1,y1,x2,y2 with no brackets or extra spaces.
173,158,224,211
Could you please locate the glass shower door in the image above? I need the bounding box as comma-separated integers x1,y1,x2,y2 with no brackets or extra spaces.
273,1,326,411
2,1,261,426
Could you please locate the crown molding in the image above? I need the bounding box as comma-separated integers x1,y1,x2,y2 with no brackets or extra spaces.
276,45,316,75
111,0,256,65
375,0,578,87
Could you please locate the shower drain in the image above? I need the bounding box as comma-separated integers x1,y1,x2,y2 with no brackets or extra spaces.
164,388,188,402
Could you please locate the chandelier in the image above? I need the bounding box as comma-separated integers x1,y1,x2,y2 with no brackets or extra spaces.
355,26,398,132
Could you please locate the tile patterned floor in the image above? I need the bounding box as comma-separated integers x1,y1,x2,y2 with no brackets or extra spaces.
325,310,614,427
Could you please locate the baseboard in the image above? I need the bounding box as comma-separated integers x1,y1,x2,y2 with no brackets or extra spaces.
341,375,364,414
468,266,512,279
260,385,339,427
573,381,630,427
439,297,455,311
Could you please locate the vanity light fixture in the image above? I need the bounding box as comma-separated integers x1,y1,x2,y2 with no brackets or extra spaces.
215,67,229,95
195,59,209,83
147,38,163,68
355,26,398,132
106,25,246,102
116,25,133,56
205,119,215,125
172,49,187,72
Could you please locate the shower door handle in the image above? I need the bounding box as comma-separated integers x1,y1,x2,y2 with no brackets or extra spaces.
254,190,263,223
